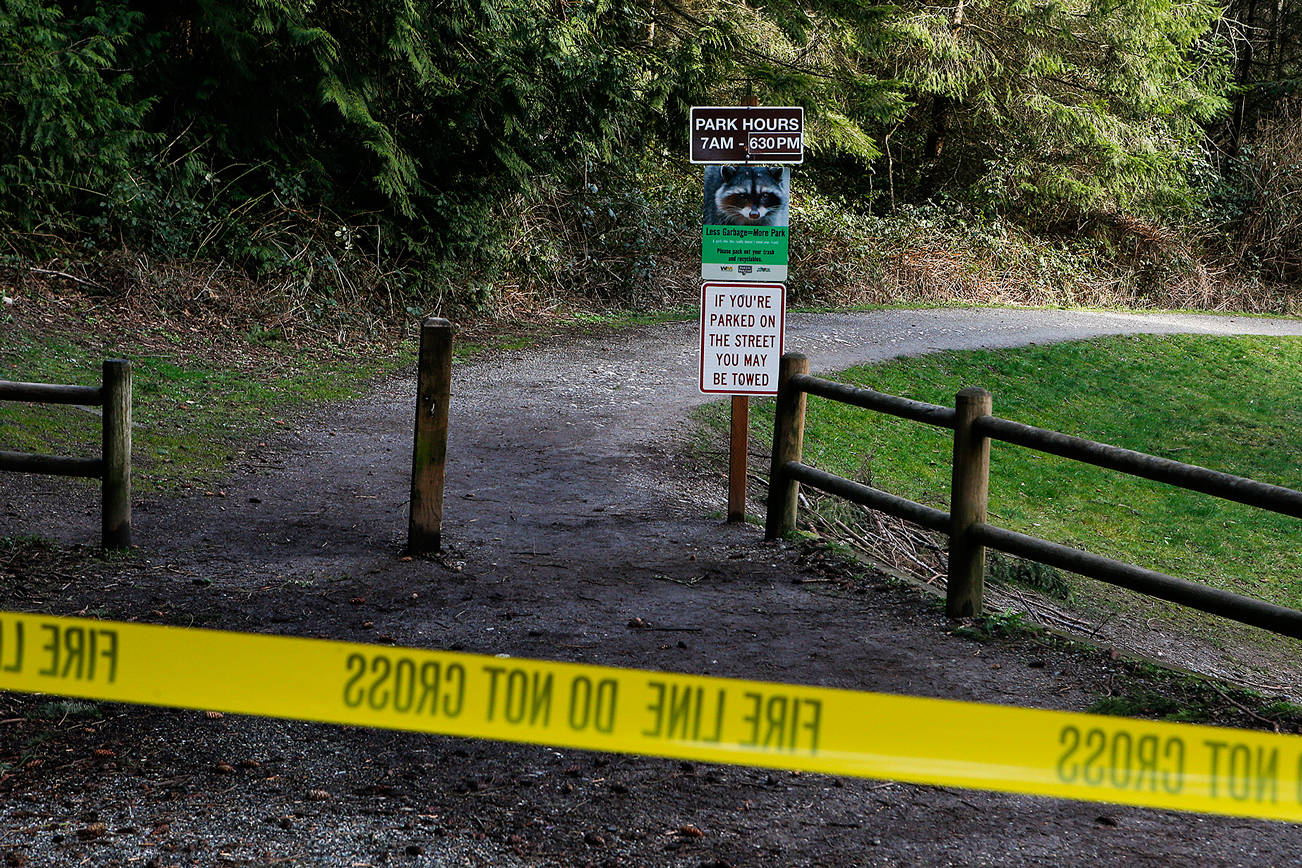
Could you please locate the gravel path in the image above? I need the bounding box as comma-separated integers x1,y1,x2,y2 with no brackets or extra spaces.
2,308,1301,866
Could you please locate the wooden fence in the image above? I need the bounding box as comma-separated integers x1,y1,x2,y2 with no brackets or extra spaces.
0,360,132,549
765,352,1302,639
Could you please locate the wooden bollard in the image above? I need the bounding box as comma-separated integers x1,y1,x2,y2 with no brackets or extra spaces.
764,353,809,539
947,386,991,618
408,318,453,555
101,359,132,550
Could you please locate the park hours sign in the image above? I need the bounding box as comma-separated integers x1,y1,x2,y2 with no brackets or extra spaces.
699,282,785,395
690,106,804,164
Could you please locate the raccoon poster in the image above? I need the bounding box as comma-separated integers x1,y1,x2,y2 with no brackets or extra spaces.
701,165,790,282
703,165,790,226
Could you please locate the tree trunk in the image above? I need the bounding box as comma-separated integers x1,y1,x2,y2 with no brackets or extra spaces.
1227,0,1260,158
920,0,965,197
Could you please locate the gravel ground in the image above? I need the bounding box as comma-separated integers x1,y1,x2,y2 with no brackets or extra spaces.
2,308,1302,866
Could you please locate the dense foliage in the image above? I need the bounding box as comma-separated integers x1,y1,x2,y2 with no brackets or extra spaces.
0,0,1294,310
0,0,148,230
1209,0,1302,281
875,0,1231,218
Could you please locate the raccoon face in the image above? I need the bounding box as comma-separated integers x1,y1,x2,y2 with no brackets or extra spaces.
713,166,787,226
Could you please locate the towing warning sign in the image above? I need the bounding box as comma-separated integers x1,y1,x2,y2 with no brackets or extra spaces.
699,282,785,395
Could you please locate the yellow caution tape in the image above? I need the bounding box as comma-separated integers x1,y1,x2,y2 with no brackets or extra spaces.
1,610,1299,822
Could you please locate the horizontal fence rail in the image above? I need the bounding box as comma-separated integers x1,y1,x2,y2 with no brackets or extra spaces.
766,352,1302,640
790,373,957,429
783,462,951,534
971,523,1302,639
0,450,103,478
0,360,132,549
974,416,1302,520
0,381,104,405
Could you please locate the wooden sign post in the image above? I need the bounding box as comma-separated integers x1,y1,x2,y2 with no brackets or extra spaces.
729,396,748,523
691,95,799,524
699,280,785,523
731,94,759,525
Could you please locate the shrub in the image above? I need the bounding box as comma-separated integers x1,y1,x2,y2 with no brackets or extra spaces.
1227,105,1302,284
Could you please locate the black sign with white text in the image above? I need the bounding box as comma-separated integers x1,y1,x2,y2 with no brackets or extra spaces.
690,107,804,164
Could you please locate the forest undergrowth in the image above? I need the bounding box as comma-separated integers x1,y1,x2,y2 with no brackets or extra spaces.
5,177,1299,384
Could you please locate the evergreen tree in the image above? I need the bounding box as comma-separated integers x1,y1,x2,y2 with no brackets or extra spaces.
0,0,148,234
0,0,1245,272
642,0,904,161
1218,0,1301,158
874,0,1233,220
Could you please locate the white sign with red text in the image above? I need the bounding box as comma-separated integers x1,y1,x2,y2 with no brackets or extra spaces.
699,281,785,395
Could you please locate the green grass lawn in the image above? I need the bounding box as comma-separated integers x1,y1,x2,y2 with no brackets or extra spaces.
740,333,1302,609
0,332,412,493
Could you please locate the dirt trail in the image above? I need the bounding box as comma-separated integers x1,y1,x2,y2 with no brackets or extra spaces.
3,309,1302,866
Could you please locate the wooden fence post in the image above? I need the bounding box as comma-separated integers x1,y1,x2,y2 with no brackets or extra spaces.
765,353,809,539
948,386,991,618
101,359,132,550
408,318,453,555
